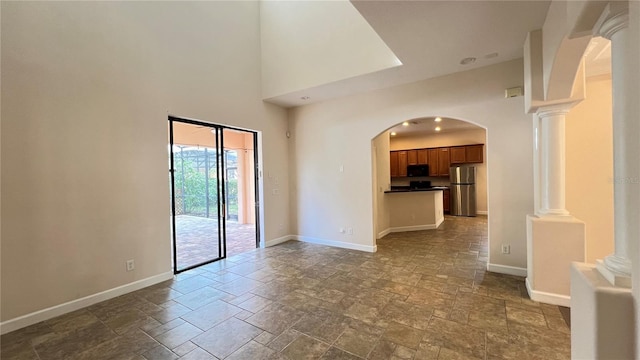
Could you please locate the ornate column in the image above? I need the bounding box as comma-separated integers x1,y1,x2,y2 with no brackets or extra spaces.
536,106,571,216
527,102,584,306
596,5,635,283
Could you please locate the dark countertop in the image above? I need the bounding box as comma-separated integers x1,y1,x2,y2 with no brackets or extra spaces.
384,186,448,193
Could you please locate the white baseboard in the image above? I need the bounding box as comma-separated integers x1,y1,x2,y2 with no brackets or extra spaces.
265,235,295,247
477,210,488,215
487,263,527,277
525,277,571,307
377,228,391,239
296,235,377,253
0,271,174,335
388,224,439,233
378,219,444,239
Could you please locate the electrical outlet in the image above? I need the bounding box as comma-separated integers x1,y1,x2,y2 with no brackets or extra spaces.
126,259,135,271
347,227,353,235
339,227,345,234
501,244,510,254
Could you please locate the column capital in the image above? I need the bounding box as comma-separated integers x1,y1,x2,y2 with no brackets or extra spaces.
597,5,629,40
536,103,573,119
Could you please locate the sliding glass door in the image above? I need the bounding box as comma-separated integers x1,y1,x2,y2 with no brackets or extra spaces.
169,117,259,273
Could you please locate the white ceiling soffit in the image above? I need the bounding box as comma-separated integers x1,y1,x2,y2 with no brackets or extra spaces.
266,0,551,108
260,0,402,102
389,117,481,137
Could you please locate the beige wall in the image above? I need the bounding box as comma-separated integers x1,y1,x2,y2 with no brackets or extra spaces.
389,128,488,213
289,59,534,269
372,132,391,238
1,2,289,322
566,75,614,263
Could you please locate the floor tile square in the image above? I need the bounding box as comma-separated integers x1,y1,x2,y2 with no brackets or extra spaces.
281,334,330,359
153,322,203,350
181,299,242,330
191,317,262,358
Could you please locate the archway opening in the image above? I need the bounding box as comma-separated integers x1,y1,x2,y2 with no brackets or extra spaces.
371,115,488,251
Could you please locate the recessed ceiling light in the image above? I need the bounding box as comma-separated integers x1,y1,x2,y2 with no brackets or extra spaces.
402,121,409,126
300,96,310,100
460,57,476,65
390,132,397,136
435,126,441,132
434,117,442,122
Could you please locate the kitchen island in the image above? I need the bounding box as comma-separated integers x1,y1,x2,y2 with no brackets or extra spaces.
383,187,445,234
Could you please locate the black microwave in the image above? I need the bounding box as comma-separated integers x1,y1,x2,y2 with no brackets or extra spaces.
407,164,429,177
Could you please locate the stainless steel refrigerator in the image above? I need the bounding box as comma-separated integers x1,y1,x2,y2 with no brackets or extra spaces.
449,166,476,216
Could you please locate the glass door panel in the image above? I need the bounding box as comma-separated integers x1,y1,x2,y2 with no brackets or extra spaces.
170,119,224,272
222,128,258,257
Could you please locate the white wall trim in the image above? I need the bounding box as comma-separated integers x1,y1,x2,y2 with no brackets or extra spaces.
487,263,528,277
388,224,439,233
379,218,443,239
477,210,488,215
377,228,391,239
265,235,295,247
0,271,174,335
525,277,571,307
296,235,377,253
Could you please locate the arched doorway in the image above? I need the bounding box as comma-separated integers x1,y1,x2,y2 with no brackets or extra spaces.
371,116,488,247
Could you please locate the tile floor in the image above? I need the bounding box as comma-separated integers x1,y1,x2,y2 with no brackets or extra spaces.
1,216,571,359
175,215,257,270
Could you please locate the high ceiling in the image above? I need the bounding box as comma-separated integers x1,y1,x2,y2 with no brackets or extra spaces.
268,0,552,107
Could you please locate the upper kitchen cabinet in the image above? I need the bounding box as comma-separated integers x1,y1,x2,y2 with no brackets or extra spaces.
407,150,418,165
428,149,439,176
465,144,484,163
397,151,408,177
390,151,399,177
450,144,484,164
450,146,466,164
437,148,450,176
390,144,483,178
417,149,428,165
428,148,450,177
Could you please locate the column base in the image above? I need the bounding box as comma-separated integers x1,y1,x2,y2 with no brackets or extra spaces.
537,208,571,216
595,259,631,288
571,262,634,360
526,214,585,304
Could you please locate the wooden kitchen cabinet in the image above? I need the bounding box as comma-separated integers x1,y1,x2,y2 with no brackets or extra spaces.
437,148,450,176
398,151,408,177
465,144,484,163
450,146,466,164
417,149,428,165
391,144,483,178
407,150,418,165
443,189,450,213
390,151,399,177
428,149,439,176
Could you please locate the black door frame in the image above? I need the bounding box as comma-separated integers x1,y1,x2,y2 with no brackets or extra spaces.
169,116,260,274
